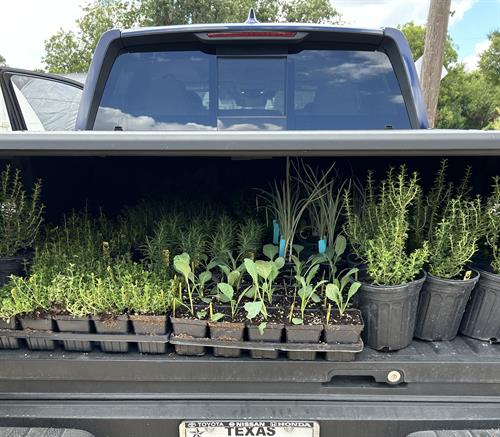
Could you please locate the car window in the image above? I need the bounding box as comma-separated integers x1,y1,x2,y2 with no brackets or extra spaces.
95,48,411,131
10,75,82,131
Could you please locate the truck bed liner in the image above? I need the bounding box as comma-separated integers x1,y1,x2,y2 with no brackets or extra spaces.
0,336,498,401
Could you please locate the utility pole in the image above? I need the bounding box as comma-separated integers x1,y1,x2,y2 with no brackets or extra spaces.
420,0,451,127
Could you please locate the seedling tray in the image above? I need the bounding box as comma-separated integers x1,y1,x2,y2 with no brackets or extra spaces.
170,334,363,361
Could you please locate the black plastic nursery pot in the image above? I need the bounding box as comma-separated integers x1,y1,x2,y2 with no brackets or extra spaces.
247,323,284,359
0,318,19,349
170,317,207,356
18,315,56,350
285,323,323,361
93,315,129,353
415,271,480,341
130,315,168,354
54,315,93,352
0,256,24,286
208,321,245,358
358,272,426,351
324,309,364,361
460,267,500,342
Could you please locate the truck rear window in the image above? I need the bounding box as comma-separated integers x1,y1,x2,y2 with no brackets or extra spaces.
94,49,411,131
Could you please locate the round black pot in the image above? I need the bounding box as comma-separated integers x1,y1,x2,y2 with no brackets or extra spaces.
93,315,129,353
0,256,24,286
208,321,245,358
415,271,480,341
130,314,168,354
460,268,500,342
285,323,323,361
247,323,284,359
170,317,207,356
358,272,426,351
0,317,20,349
54,315,93,352
19,315,56,351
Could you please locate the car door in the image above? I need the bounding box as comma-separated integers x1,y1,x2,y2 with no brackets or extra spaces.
0,68,83,131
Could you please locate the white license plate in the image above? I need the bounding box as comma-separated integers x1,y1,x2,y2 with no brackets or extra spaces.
180,421,319,437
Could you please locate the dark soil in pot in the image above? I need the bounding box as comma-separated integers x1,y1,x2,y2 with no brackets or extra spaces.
19,314,56,350
54,315,93,352
460,267,500,341
93,315,129,353
170,316,207,356
415,271,480,341
247,323,284,359
130,314,168,354
0,256,25,286
208,321,245,358
0,317,20,349
358,272,426,351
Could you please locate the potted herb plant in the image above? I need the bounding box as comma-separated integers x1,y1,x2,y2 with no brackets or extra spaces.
244,257,285,359
461,176,500,341
208,282,246,357
415,197,482,341
171,252,212,356
128,267,174,354
324,268,363,361
344,166,429,351
0,166,44,285
0,272,56,350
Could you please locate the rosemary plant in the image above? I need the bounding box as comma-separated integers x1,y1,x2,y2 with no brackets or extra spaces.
344,166,429,285
0,166,44,257
485,177,500,274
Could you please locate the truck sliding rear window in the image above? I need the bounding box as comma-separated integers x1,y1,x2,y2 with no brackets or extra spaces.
94,48,411,131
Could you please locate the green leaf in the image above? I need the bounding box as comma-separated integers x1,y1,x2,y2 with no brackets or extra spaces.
293,244,304,257
227,270,240,287
263,244,279,261
347,281,362,300
292,317,303,325
244,258,258,283
258,321,267,335
274,256,285,270
201,297,212,304
196,310,207,319
310,293,321,303
244,285,256,298
244,301,262,320
173,253,191,279
211,312,225,322
334,235,347,256
199,270,212,286
217,282,234,301
325,283,341,303
255,260,273,280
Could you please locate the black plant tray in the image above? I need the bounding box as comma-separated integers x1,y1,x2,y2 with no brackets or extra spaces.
170,334,363,361
0,329,171,344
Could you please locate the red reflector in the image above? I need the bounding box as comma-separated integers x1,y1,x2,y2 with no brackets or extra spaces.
206,31,297,38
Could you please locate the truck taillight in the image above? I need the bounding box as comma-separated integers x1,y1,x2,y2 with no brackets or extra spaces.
205,31,298,39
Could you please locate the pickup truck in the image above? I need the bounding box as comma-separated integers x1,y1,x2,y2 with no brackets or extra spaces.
0,16,498,437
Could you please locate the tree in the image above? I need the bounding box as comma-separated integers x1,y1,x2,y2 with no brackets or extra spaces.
43,0,340,73
398,22,457,68
400,22,499,130
479,30,499,86
0,54,6,67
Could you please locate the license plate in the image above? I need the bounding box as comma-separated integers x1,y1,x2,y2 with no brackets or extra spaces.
180,421,319,437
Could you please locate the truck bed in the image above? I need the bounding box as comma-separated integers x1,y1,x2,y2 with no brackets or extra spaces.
0,336,498,436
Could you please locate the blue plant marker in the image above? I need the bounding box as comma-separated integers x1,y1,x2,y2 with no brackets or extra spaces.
279,238,286,258
273,220,280,245
318,239,327,254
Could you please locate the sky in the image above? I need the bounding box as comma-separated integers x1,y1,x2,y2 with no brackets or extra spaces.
0,0,498,71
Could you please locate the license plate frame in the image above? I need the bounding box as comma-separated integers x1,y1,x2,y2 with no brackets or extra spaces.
179,421,319,437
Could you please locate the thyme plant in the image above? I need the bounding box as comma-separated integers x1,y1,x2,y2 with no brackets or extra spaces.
344,166,429,285
0,166,44,258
